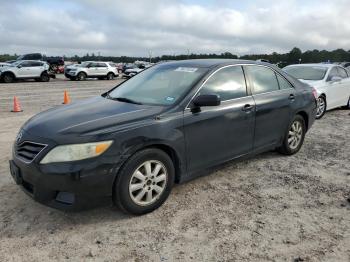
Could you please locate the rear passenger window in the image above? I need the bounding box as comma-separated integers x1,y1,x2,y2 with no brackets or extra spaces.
276,74,293,89
337,67,348,78
199,66,247,101
246,66,279,94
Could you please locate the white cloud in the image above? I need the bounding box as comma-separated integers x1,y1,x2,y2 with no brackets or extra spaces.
0,0,349,56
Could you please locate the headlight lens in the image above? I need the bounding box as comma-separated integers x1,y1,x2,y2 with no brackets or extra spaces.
40,141,113,164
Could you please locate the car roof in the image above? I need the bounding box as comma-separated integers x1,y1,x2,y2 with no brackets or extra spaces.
160,59,270,68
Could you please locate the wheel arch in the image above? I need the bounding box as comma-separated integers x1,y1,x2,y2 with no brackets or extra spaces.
1,71,16,79
116,142,183,185
296,111,309,130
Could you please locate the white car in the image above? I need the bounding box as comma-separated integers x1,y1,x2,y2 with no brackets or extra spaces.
0,60,50,83
284,64,350,119
65,61,118,81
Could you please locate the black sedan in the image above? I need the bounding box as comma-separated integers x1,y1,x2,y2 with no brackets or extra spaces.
9,59,317,215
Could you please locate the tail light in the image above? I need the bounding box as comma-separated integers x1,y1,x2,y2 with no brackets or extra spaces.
312,87,318,100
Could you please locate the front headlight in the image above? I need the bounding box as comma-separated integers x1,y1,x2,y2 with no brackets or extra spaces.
40,141,113,164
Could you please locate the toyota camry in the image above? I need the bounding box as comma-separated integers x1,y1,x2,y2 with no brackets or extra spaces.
10,59,317,215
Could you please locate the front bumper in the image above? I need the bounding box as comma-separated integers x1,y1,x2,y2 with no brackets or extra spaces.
9,155,119,211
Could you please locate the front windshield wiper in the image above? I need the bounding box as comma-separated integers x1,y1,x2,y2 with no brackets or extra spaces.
105,94,143,105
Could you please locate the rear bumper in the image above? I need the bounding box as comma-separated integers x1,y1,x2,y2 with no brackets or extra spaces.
9,157,120,211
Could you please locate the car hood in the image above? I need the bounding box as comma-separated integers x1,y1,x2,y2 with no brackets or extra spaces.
22,96,164,142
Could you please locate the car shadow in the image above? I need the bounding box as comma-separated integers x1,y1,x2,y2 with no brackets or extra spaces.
1,149,281,237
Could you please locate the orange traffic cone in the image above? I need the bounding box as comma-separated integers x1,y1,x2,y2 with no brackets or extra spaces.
63,90,71,104
11,96,23,112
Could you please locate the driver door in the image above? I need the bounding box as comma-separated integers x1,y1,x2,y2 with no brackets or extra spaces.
183,65,255,173
16,61,32,77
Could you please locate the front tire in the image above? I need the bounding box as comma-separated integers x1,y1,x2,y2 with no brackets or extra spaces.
77,72,87,81
316,96,326,119
278,115,306,155
113,148,175,215
2,73,15,83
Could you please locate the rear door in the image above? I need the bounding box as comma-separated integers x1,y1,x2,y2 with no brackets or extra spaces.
97,62,108,76
184,65,256,172
244,65,296,151
325,67,344,108
29,61,44,77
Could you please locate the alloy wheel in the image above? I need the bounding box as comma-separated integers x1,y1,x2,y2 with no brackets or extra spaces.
288,120,303,150
129,160,167,206
316,97,325,118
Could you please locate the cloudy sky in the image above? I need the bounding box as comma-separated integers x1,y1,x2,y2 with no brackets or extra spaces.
0,0,349,57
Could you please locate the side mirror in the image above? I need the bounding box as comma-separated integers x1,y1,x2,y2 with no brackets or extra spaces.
17,65,22,68
192,94,221,109
329,76,342,82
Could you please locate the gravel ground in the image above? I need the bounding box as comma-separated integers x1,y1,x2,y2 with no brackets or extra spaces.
0,75,349,262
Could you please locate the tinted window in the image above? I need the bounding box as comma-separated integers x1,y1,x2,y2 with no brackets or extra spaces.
276,74,293,89
89,63,98,67
246,66,279,94
98,63,107,67
30,61,43,67
20,61,32,67
284,66,327,80
337,67,348,78
199,66,247,101
327,67,340,81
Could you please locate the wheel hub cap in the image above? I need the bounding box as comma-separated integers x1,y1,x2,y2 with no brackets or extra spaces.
288,121,303,150
129,160,167,206
316,97,325,117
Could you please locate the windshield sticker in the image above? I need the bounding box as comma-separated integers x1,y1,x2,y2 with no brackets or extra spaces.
165,96,175,102
175,67,198,73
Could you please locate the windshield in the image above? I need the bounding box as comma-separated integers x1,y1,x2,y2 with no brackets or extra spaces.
107,64,208,106
284,66,327,81
79,62,90,67
12,61,22,66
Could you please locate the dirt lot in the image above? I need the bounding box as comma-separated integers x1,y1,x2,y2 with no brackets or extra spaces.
0,75,349,262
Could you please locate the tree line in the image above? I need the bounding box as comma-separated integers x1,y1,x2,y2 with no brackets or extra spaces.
1,48,350,66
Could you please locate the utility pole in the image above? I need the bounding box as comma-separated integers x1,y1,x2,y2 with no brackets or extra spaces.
149,50,152,63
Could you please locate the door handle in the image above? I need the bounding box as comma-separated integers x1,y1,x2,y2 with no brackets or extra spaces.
289,94,295,100
242,104,254,112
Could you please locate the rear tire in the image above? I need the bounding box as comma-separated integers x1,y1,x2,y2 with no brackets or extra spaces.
113,148,175,215
278,115,306,155
2,73,15,83
316,96,326,119
107,72,114,80
40,72,50,82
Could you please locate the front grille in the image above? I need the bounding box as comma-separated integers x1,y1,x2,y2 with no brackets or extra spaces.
16,141,47,162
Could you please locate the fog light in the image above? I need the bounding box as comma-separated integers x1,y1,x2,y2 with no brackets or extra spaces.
56,192,75,205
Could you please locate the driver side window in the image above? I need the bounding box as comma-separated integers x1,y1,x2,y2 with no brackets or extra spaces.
199,66,247,101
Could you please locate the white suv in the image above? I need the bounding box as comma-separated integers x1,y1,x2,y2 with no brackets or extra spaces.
0,60,50,83
65,61,118,81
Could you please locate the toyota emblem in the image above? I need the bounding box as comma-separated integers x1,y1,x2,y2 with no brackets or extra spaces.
16,130,23,144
